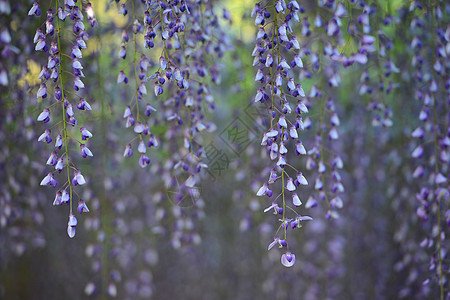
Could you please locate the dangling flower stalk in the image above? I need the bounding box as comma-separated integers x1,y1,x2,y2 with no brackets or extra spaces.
132,0,140,123
318,58,331,213
253,0,311,267
31,0,95,238
408,1,448,296
429,2,444,298
55,0,74,223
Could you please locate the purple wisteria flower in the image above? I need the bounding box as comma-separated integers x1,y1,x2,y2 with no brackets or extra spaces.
67,213,77,238
72,170,86,186
80,144,93,158
80,127,92,140
37,108,50,123
268,237,288,251
38,129,52,144
61,190,70,205
40,173,57,187
77,200,89,214
28,2,41,16
281,251,296,267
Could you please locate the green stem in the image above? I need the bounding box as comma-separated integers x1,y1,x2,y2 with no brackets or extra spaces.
188,107,193,153
374,2,386,107
132,0,140,121
56,0,73,215
318,51,330,209
428,1,443,299
159,8,170,60
269,20,276,129
272,8,290,242
97,27,110,300
281,169,286,240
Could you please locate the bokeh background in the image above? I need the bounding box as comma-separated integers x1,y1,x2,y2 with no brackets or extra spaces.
1,0,449,299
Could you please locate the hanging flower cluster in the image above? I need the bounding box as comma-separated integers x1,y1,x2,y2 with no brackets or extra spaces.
351,2,397,127
30,0,96,238
408,1,449,297
117,0,158,168
114,0,229,249
252,0,312,267
295,2,350,219
0,93,48,258
157,0,229,249
305,98,344,219
0,9,12,87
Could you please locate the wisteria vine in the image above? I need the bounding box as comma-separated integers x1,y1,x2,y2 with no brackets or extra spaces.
8,0,448,298
30,0,95,238
252,0,312,267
